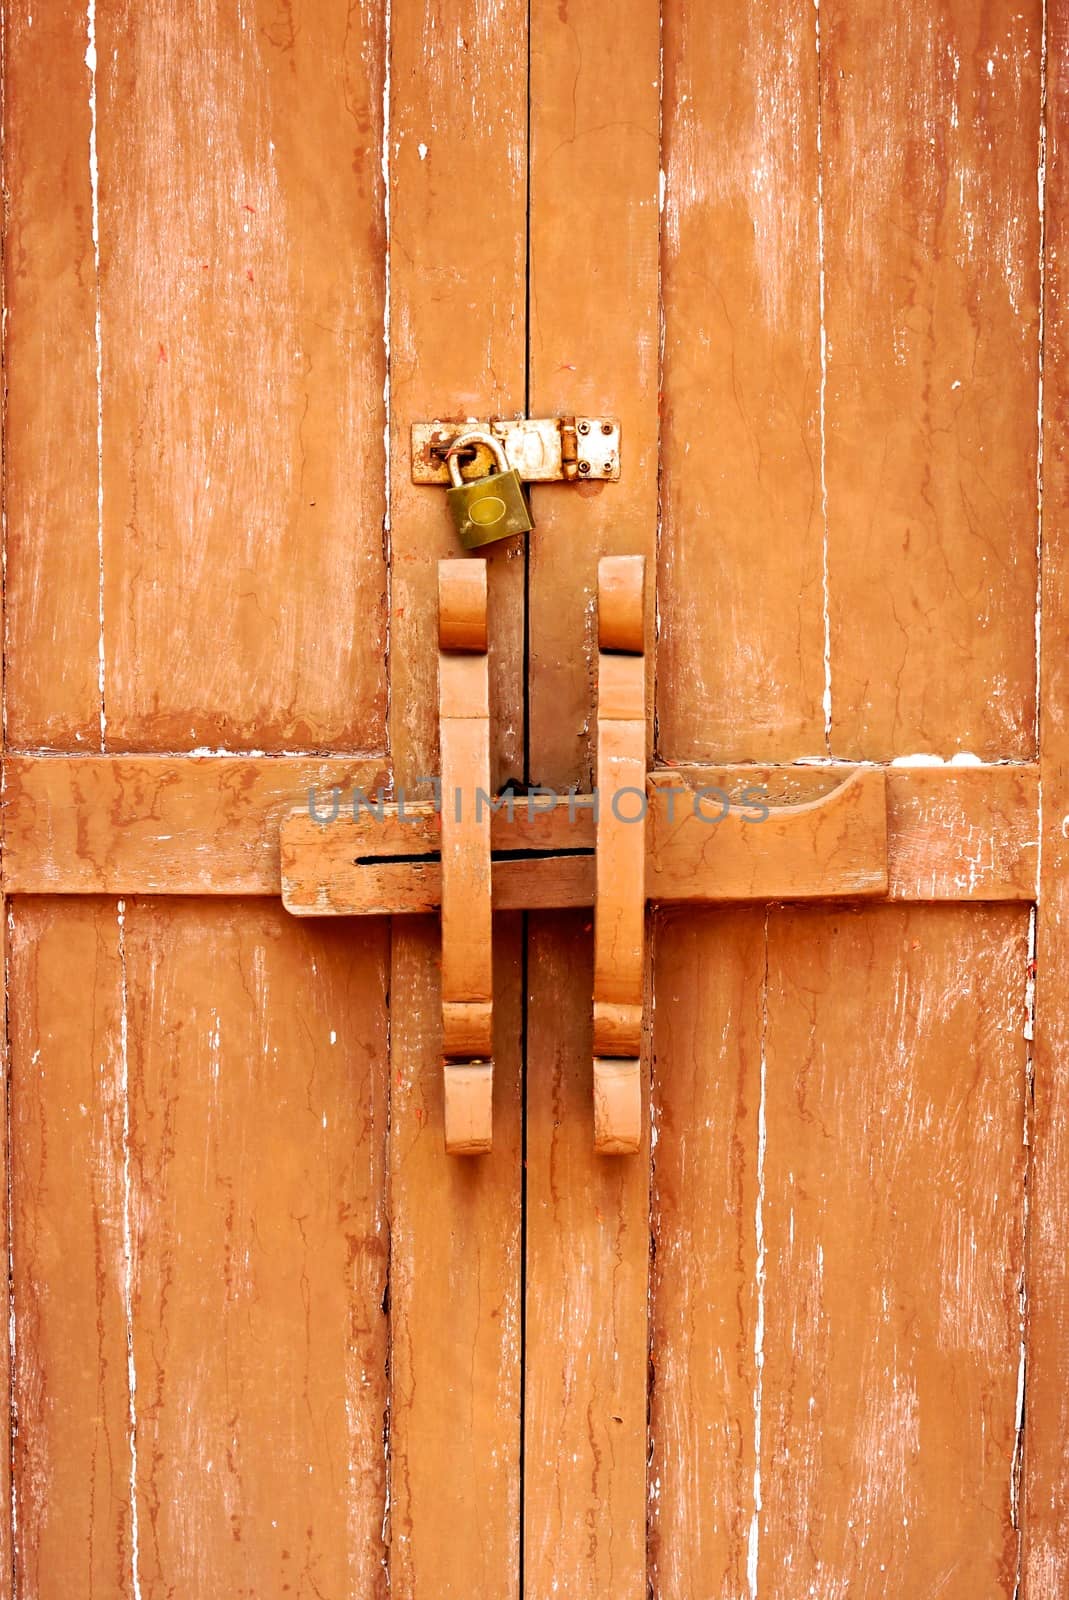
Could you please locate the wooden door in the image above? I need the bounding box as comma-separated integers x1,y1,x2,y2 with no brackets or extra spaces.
3,2,1068,1598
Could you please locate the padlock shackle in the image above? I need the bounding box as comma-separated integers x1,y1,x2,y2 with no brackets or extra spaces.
445,429,511,489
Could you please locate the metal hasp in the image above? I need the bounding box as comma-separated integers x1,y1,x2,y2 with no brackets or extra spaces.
411,415,621,483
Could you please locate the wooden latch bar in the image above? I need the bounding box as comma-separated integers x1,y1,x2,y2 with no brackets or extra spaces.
438,560,494,1155
592,556,646,1154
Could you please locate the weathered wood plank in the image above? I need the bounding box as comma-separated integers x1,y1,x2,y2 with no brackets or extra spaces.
280,766,1039,912
658,0,826,763
648,908,766,1598
386,0,528,1589
823,0,1042,758
1023,4,1069,1590
524,913,649,1599
95,0,389,750
527,0,661,790
3,0,102,747
122,901,390,1596
387,917,523,1597
759,905,1027,1592
9,900,132,1598
3,755,387,895
6,758,1036,904
647,769,887,903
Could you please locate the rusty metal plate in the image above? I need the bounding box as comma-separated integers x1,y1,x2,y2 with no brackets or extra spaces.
411,416,621,483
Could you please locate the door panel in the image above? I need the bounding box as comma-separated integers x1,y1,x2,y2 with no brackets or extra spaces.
9,900,390,1597
822,1,1041,760
651,905,1029,1595
2,0,1067,1596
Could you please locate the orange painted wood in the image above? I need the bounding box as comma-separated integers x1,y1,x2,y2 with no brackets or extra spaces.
387,918,522,1597
527,0,660,791
387,4,527,797
658,0,825,762
10,899,391,1598
9,901,132,1598
650,906,1029,1595
439,561,494,1151
385,0,527,1583
1023,9,1069,1589
524,915,649,1599
592,1059,642,1156
648,908,766,1597
439,717,492,1011
759,906,1026,1591
125,902,390,1595
823,0,1042,759
3,2,102,747
90,0,389,752
279,766,1047,912
593,558,647,1096
4,754,388,895
648,768,887,903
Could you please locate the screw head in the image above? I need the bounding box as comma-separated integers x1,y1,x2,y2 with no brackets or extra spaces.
601,422,613,435
577,419,591,435
578,460,590,474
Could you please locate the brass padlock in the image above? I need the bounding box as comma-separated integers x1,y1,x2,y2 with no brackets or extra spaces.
445,430,533,549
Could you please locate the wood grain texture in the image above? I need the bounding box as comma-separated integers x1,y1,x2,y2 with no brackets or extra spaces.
280,765,1038,912
1023,6,1069,1590
122,900,390,1598
648,908,766,1599
92,0,388,750
650,905,1029,1598
647,769,888,903
9,900,132,1599
658,0,826,763
387,917,522,1597
527,0,660,789
4,755,388,895
823,0,1042,759
655,765,1039,903
386,0,527,1586
525,5,658,1577
524,913,649,1600
387,0,527,793
3,1,102,747
759,906,1027,1594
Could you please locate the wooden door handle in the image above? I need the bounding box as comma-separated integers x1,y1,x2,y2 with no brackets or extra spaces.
438,559,494,1154
593,555,646,1154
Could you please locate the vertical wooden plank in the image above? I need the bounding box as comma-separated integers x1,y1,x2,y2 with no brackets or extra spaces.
527,0,660,788
3,3,102,747
95,0,388,751
386,1,527,1593
524,913,648,1600
8,900,132,1598
388,917,523,1598
524,5,659,1595
647,908,765,1600
657,0,825,763
388,0,527,795
123,902,389,1597
1024,8,1069,1591
759,906,1027,1594
823,0,1041,759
